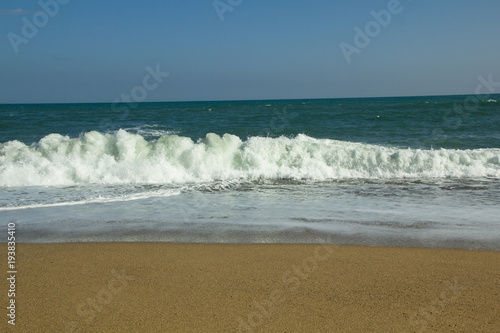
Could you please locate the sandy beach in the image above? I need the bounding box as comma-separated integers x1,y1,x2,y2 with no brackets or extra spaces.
2,243,499,332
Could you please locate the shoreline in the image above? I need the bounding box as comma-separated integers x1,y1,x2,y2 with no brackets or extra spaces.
2,243,499,332
11,227,500,251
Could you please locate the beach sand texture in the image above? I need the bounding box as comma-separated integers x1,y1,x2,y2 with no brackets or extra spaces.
2,243,499,332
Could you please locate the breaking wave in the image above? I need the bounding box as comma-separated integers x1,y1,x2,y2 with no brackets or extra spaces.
1,130,499,186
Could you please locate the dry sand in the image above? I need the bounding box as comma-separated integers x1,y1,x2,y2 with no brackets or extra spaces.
1,243,499,332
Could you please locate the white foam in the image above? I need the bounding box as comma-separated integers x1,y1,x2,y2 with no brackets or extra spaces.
121,125,179,137
1,130,499,186
0,188,180,211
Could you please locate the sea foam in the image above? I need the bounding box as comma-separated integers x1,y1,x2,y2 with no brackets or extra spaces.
1,130,499,186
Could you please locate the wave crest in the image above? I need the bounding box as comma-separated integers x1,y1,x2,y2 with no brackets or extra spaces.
1,130,499,186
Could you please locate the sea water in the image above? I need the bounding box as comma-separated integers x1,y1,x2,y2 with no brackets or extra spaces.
1,96,499,249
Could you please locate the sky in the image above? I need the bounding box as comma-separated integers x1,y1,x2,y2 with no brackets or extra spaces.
1,0,499,104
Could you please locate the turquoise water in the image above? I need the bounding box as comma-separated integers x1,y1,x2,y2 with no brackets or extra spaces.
2,96,500,149
1,96,499,249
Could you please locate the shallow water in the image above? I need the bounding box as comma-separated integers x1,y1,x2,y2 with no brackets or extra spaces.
1,97,499,248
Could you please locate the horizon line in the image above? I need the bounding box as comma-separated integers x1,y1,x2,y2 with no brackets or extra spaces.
1,92,498,105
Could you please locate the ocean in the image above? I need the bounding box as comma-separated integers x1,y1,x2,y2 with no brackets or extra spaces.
1,95,499,249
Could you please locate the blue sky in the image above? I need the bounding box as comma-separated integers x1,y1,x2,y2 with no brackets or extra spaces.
1,0,499,103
